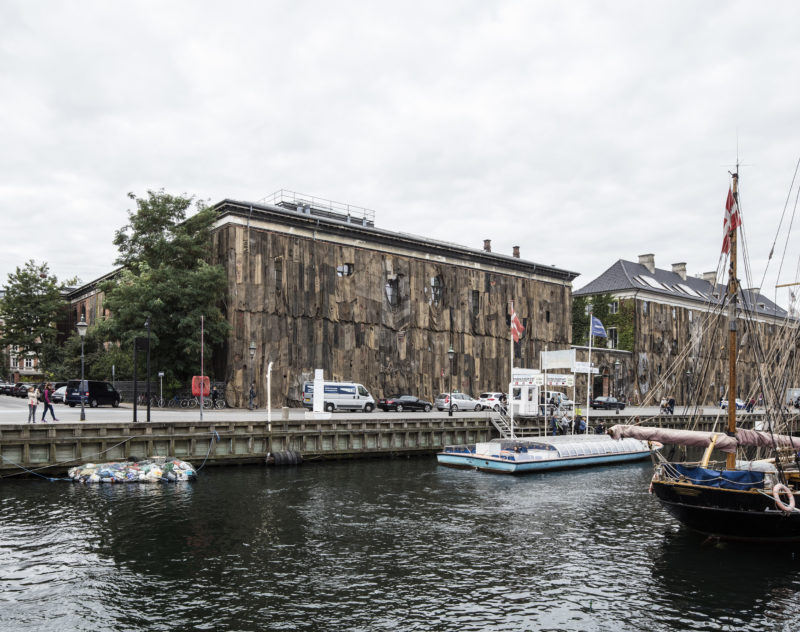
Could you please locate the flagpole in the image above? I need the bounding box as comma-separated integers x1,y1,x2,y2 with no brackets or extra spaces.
586,311,592,429
509,300,514,439
543,344,548,432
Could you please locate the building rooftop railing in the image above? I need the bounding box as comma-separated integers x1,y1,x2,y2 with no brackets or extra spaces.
259,189,376,227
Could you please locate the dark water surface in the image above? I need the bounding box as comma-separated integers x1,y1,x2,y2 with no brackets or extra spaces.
3,458,800,631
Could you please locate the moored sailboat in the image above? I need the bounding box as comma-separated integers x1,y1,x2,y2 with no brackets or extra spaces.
611,170,800,542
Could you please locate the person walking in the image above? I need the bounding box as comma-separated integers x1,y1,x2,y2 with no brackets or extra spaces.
27,386,39,423
41,383,58,422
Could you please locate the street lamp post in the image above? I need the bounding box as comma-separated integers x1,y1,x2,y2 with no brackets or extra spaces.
249,341,256,410
614,360,621,398
145,318,151,422
448,345,455,417
76,317,88,421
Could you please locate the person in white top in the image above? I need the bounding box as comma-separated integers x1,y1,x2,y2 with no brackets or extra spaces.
27,386,39,423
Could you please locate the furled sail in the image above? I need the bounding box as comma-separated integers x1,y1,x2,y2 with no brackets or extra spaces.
608,424,800,454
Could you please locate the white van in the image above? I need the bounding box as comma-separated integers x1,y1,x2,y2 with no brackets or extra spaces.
302,381,376,412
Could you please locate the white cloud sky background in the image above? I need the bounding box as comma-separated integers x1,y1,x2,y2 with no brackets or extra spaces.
3,0,800,305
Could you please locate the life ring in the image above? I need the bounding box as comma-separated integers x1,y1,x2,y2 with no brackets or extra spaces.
772,483,796,512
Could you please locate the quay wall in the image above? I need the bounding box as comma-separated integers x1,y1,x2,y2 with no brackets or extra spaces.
0,414,497,475
0,412,770,475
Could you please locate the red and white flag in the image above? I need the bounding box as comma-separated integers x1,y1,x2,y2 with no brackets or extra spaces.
510,306,524,342
722,186,741,255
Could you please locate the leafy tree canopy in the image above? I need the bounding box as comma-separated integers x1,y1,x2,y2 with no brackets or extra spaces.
0,260,66,371
99,190,230,384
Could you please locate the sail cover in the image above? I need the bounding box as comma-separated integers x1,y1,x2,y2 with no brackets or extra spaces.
608,424,800,454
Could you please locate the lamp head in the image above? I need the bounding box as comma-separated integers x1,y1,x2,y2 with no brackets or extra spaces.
447,345,454,361
76,318,88,338
249,341,256,358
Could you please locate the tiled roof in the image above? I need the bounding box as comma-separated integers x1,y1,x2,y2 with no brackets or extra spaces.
574,259,787,319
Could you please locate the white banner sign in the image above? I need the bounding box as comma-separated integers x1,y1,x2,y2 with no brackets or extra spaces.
541,349,576,370
574,361,599,374
547,375,575,387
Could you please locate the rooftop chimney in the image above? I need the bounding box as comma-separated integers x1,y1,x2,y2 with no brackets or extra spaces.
483,239,492,252
512,246,520,258
700,271,717,285
638,253,655,274
671,262,687,281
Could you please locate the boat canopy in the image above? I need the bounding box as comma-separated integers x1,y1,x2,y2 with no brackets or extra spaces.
608,424,800,454
476,436,648,458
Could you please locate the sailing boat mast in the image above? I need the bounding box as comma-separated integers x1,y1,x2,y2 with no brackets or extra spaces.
726,171,739,470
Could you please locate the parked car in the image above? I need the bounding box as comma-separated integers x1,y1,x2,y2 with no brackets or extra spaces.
65,379,121,408
541,391,574,410
0,383,14,395
590,396,626,410
377,394,432,412
720,398,746,410
51,385,67,404
434,392,482,412
14,383,30,397
478,392,506,411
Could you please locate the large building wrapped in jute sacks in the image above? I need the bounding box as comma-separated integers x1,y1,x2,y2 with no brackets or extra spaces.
209,192,579,407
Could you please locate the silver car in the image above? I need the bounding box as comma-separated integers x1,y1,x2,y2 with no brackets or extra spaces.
434,392,483,412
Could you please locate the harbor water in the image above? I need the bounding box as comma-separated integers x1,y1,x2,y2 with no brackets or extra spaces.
2,458,800,631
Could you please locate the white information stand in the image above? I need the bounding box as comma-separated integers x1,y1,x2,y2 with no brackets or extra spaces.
306,368,331,419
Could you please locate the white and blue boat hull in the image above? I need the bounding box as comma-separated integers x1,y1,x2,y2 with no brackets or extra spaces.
437,435,652,475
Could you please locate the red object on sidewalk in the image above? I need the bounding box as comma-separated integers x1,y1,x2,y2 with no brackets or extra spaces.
192,376,210,397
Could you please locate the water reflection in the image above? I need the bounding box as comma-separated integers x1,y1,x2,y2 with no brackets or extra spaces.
2,459,800,631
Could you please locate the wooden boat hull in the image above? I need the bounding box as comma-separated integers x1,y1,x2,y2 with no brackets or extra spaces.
651,480,800,542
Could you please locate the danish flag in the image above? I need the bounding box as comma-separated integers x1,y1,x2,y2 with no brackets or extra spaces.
510,306,524,342
722,186,741,255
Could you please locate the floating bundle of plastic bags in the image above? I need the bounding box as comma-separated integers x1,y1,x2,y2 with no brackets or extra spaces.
68,457,197,484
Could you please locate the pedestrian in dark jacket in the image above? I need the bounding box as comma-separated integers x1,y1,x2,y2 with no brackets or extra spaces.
41,383,58,422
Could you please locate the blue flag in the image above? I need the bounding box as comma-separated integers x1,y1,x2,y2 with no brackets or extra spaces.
590,315,607,338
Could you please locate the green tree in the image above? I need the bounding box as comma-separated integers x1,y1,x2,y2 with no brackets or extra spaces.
98,190,230,384
0,260,66,374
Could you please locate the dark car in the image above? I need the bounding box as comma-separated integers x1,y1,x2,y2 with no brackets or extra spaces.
0,383,14,395
590,396,626,410
14,382,30,397
65,379,121,408
377,394,433,412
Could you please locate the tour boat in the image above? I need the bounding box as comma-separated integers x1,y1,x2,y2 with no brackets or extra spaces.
436,434,652,474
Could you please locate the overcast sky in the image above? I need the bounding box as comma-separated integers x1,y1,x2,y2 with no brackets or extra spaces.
3,1,800,305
